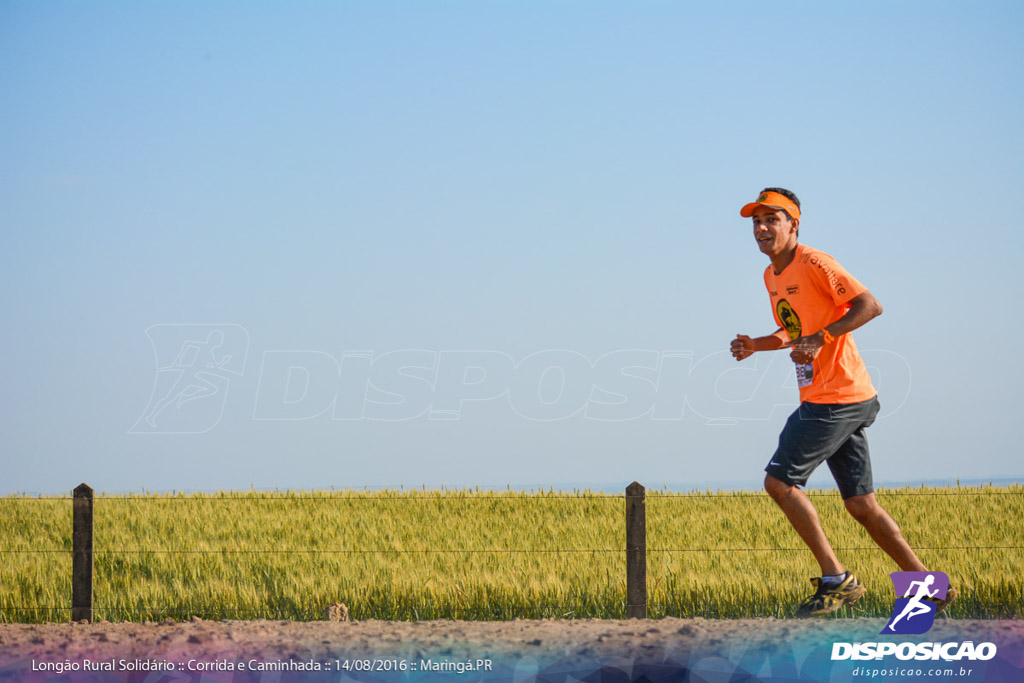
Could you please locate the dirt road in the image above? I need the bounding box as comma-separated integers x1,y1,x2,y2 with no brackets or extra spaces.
2,617,1021,666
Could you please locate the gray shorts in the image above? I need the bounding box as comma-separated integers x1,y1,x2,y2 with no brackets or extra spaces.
765,396,880,499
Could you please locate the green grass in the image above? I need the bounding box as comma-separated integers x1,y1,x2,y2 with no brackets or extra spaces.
1,485,1020,623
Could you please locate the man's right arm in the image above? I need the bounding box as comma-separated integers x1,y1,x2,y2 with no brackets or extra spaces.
730,329,789,361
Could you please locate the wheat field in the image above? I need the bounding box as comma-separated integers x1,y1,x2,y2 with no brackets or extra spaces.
1,486,1021,623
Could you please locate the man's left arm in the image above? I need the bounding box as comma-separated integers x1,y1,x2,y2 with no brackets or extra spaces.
789,292,883,365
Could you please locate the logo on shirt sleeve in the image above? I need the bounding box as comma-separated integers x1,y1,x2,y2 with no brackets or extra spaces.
802,253,849,297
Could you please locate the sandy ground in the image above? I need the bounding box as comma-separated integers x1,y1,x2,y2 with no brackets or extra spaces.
1,618,1022,668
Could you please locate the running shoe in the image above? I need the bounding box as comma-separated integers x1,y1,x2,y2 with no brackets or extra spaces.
795,572,866,617
928,585,959,613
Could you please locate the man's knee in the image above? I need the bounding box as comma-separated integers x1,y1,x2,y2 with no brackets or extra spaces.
844,494,877,522
764,474,793,502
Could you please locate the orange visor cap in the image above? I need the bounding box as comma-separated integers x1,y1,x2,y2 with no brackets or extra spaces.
740,191,801,220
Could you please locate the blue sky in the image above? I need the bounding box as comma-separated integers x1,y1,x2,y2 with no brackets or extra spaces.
2,1,1022,494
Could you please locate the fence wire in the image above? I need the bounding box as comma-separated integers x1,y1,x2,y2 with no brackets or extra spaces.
4,489,1022,501
3,488,1021,554
3,545,1023,555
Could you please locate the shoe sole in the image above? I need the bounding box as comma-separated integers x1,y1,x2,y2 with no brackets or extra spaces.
844,584,867,606
932,587,958,613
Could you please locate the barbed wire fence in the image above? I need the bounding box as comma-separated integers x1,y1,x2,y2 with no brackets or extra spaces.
2,482,1022,623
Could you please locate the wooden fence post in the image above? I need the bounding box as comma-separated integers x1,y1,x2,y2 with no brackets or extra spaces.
72,483,94,623
625,481,646,619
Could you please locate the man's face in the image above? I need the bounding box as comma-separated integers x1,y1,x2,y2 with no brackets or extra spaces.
752,206,798,257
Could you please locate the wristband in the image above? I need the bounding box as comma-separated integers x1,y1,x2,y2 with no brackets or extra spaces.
821,329,835,344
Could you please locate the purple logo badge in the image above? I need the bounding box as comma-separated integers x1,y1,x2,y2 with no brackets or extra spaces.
882,571,949,635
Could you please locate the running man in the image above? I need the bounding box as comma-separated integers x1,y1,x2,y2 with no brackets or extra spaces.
729,188,957,617
887,574,939,631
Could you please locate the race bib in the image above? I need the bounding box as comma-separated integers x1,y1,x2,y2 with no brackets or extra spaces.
795,362,814,388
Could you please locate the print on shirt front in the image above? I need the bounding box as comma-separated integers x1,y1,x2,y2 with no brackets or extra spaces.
762,244,876,404
776,299,802,340
776,299,813,388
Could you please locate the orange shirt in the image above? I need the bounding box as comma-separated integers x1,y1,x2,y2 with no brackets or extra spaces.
764,243,877,404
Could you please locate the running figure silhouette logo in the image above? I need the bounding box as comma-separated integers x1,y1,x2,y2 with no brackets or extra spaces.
882,571,950,635
130,324,249,434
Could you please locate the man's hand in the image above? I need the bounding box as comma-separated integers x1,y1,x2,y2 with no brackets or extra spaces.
789,332,825,365
731,334,756,361
731,330,789,360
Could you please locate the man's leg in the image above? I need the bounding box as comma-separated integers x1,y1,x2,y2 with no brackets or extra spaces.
827,405,956,611
764,401,872,617
764,474,844,576
843,493,927,572
825,413,928,574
